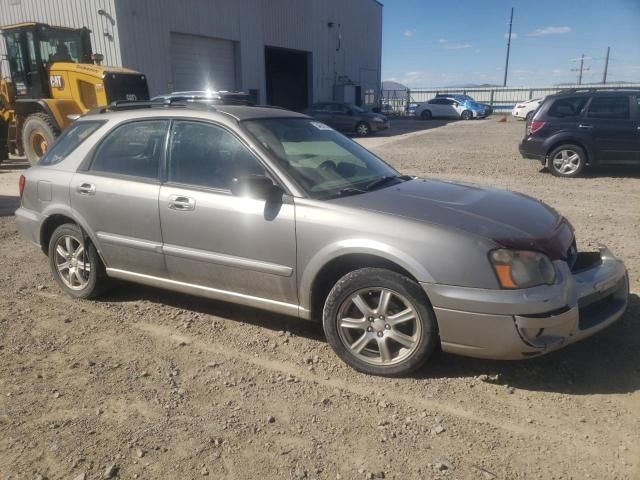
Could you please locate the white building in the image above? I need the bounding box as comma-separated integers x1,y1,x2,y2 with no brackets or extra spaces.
0,0,383,110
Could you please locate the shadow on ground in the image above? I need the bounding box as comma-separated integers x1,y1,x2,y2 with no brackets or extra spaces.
0,195,20,217
101,281,640,396
347,117,459,139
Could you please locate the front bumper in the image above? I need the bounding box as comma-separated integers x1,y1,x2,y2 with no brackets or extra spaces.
371,120,390,132
422,246,629,360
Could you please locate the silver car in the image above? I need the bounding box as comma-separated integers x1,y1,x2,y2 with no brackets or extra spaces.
15,104,629,376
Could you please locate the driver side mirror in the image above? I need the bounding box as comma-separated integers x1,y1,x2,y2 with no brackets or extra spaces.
231,175,283,202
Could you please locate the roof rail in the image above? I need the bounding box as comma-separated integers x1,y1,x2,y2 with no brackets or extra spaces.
88,99,217,114
556,87,640,95
254,104,287,110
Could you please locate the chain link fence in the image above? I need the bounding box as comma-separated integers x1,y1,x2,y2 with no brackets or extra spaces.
380,83,640,115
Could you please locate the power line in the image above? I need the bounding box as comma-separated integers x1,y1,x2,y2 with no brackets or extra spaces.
503,7,514,87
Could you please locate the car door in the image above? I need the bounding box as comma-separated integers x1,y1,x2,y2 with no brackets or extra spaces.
425,99,443,117
158,119,298,307
70,119,169,277
442,99,460,118
582,95,638,163
329,103,356,132
309,103,333,125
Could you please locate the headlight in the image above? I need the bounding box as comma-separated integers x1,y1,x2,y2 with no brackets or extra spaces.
489,249,556,289
372,116,385,122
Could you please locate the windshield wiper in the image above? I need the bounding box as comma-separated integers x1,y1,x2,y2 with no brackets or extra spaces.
336,186,367,197
363,175,408,191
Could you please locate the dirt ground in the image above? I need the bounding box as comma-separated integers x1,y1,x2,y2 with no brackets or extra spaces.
0,118,639,480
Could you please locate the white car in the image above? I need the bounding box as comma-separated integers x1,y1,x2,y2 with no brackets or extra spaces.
512,97,544,121
414,96,485,120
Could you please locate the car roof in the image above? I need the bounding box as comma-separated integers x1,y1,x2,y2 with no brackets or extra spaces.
81,104,309,123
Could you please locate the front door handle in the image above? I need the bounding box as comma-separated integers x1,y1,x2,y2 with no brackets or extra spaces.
77,183,96,195
168,195,195,211
578,123,593,129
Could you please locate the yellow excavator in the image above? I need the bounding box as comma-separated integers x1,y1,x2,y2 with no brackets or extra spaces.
0,22,149,165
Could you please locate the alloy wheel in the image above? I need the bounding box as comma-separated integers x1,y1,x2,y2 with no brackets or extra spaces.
336,288,422,366
54,234,91,290
552,149,581,175
357,123,370,136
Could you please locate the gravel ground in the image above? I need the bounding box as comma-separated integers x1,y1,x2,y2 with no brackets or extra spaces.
0,118,639,480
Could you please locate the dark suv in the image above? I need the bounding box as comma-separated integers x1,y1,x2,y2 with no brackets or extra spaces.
519,89,640,177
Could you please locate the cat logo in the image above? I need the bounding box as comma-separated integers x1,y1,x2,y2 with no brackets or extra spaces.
49,75,64,89
125,94,137,101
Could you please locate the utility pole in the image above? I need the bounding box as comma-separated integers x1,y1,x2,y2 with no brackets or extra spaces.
602,46,610,84
503,7,514,87
571,54,590,85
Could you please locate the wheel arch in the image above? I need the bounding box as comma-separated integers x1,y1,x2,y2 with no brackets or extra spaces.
545,136,593,165
300,242,434,321
39,207,107,266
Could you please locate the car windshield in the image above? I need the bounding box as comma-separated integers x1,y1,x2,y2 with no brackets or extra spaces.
243,118,401,199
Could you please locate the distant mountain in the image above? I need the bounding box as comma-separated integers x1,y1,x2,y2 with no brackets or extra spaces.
382,81,408,91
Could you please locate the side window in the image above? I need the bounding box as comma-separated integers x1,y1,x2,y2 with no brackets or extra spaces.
586,96,630,120
168,121,265,190
90,120,168,179
332,103,349,113
548,96,588,118
40,121,104,166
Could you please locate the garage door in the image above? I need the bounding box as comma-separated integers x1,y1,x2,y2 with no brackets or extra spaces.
170,33,237,92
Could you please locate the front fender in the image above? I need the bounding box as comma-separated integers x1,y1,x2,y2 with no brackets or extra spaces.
297,238,435,312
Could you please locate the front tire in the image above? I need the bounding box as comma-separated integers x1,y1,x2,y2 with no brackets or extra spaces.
323,268,438,377
548,144,586,178
461,110,473,120
356,122,371,137
48,223,108,299
22,113,59,166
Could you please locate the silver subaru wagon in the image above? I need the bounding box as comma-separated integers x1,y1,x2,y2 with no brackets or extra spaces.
15,103,629,376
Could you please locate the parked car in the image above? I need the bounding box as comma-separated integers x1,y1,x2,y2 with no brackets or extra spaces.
512,97,544,121
151,90,255,106
415,95,487,120
16,103,629,376
519,89,640,177
436,93,493,116
306,102,389,136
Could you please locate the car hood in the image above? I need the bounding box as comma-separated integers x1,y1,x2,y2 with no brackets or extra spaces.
330,178,574,259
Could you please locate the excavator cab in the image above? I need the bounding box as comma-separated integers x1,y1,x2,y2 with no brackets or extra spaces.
1,22,149,165
2,23,92,100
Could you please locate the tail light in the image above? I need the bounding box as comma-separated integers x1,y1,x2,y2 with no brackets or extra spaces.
528,120,545,135
19,175,26,198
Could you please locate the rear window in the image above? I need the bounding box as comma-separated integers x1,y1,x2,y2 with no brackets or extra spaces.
39,121,104,166
547,96,588,118
586,96,630,120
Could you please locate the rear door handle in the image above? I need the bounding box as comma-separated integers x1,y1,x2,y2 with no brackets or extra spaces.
578,124,593,129
168,195,195,211
77,183,96,195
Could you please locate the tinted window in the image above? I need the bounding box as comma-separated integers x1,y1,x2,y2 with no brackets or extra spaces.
332,103,350,113
40,121,103,166
90,120,168,179
168,121,265,190
586,96,630,120
548,96,588,118
312,103,331,112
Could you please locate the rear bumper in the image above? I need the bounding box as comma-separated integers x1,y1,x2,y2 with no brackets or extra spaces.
519,140,547,162
15,206,43,248
422,246,629,360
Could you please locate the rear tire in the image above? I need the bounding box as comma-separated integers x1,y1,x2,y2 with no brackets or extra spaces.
548,144,586,178
323,268,438,377
22,113,59,166
48,223,109,299
420,109,432,120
